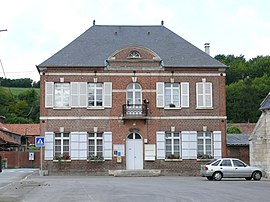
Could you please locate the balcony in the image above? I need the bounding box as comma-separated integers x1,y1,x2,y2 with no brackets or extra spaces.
122,104,148,120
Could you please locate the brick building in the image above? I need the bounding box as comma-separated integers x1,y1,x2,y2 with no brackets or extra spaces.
37,22,227,175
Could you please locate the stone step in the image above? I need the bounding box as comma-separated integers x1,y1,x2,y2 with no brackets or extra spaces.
109,169,161,177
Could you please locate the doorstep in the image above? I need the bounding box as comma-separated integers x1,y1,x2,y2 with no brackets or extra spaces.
109,169,161,177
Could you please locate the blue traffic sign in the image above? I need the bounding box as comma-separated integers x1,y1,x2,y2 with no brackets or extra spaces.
35,137,45,147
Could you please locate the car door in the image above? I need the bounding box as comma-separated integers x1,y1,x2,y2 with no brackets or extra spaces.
219,159,234,177
232,159,251,177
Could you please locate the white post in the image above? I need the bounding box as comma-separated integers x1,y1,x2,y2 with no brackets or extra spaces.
40,147,43,176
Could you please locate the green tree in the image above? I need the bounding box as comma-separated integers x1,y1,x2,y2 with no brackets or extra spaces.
227,126,242,134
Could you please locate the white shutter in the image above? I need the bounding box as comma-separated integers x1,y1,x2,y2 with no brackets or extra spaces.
181,82,189,108
71,82,79,107
45,82,54,108
213,131,222,159
156,82,164,108
103,132,112,160
156,131,165,159
70,132,87,160
205,83,212,107
79,82,87,107
103,82,112,108
182,131,197,159
45,132,54,160
196,83,204,108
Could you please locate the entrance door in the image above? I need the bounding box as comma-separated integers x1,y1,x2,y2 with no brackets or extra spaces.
126,133,143,170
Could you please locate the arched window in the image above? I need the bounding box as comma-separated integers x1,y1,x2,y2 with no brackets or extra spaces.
126,83,142,105
128,51,141,58
127,133,142,139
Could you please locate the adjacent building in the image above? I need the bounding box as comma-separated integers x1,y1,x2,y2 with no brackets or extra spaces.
37,22,227,175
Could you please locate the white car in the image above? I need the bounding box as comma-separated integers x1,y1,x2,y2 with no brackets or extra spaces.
200,158,265,181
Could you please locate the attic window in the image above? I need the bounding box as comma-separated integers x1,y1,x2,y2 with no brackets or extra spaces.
127,51,141,58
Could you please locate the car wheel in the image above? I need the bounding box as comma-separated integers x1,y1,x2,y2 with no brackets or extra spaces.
253,171,262,181
213,172,222,181
207,176,213,181
245,177,252,180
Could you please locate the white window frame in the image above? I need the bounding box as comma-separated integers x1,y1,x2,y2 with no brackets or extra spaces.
196,81,212,108
54,83,70,108
126,83,142,105
164,83,180,107
54,132,70,158
88,83,103,107
88,132,103,157
197,132,212,158
165,132,181,159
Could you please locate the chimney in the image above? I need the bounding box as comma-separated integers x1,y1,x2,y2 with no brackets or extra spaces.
161,20,164,26
93,20,96,26
204,43,210,55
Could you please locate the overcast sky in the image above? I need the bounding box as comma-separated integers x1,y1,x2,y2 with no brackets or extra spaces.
0,0,269,82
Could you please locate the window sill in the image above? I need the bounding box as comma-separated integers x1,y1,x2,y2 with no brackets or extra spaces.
164,107,181,110
87,107,105,110
196,107,213,110
164,159,182,162
53,107,72,110
53,160,71,162
197,159,213,162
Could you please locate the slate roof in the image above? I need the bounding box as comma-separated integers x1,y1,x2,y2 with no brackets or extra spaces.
227,134,250,146
259,93,270,110
38,25,226,68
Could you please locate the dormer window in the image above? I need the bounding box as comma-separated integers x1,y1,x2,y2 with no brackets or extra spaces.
127,51,141,58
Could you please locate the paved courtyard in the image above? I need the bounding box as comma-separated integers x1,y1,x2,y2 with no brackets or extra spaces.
1,170,270,202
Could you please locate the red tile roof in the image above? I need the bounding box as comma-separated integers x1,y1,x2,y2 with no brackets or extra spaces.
0,131,19,144
227,123,256,134
0,123,40,136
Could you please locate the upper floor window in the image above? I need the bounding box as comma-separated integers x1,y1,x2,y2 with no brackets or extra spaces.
128,51,141,58
54,83,70,108
156,82,189,108
196,81,212,108
127,83,142,105
88,83,103,107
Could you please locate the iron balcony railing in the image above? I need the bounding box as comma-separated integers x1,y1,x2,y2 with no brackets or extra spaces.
122,104,148,119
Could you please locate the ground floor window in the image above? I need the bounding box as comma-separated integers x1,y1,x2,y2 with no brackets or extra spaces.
88,132,103,158
54,132,70,159
165,132,181,159
197,132,212,158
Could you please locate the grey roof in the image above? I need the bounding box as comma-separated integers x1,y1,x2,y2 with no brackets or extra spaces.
259,93,270,110
227,134,250,146
38,25,226,68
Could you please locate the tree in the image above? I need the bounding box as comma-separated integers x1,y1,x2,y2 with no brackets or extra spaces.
227,126,242,134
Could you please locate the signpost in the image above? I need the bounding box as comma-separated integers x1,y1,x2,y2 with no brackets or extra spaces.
35,137,45,176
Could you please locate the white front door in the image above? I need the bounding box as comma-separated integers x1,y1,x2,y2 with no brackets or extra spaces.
126,133,143,170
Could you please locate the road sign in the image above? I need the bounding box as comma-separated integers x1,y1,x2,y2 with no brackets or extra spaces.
35,137,45,147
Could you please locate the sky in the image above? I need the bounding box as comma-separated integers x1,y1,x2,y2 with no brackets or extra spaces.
0,0,269,82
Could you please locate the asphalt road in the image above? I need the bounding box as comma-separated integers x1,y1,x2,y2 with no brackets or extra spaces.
0,170,270,202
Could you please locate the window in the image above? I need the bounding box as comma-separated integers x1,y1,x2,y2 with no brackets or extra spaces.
127,83,142,105
165,132,181,159
128,51,141,58
165,83,180,107
197,132,212,158
156,82,189,108
88,132,103,157
233,160,246,167
54,83,70,108
54,132,70,158
88,83,103,107
196,81,212,108
220,159,232,167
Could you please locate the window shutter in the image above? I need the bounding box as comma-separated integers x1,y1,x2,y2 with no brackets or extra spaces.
182,131,197,159
79,82,87,107
103,132,112,160
45,82,54,108
45,132,54,160
213,131,222,159
196,83,204,107
205,83,212,107
71,82,79,107
103,82,112,108
181,82,189,108
156,131,165,159
156,82,164,108
70,132,87,160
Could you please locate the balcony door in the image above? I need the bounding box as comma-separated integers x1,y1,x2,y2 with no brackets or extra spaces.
126,83,142,115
